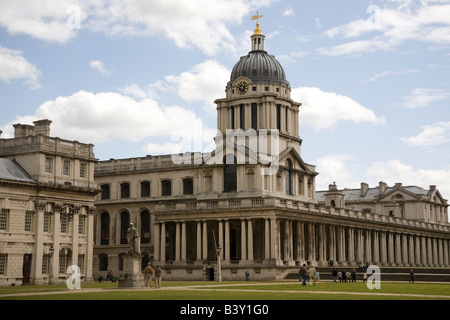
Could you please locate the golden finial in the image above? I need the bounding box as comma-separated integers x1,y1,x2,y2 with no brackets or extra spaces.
251,12,263,35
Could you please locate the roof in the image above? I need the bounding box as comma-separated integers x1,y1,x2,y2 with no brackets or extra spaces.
0,158,35,183
316,185,430,203
228,51,290,87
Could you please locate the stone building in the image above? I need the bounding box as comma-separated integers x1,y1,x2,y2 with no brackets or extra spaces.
0,120,98,285
93,21,450,281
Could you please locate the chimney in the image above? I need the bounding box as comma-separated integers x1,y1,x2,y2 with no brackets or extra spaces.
379,181,387,195
360,182,369,197
13,123,35,138
33,119,52,136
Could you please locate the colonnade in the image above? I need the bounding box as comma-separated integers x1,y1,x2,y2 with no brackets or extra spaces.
153,217,450,267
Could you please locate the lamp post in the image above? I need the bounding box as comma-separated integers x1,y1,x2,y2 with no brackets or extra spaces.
49,244,54,285
216,242,222,282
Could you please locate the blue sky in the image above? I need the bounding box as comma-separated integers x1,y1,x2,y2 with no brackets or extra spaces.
1,0,450,200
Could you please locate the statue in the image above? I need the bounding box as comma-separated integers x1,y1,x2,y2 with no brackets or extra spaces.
127,223,140,254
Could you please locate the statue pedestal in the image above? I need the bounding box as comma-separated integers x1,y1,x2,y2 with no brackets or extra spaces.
118,253,144,288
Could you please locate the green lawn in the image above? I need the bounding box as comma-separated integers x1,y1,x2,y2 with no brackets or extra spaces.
0,281,449,300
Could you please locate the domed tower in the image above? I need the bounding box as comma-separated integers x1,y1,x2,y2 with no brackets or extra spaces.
215,15,303,154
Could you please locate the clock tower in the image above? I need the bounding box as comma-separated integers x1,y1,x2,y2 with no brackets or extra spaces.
215,16,303,155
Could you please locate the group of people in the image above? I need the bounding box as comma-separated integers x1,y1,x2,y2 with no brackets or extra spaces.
332,267,357,282
298,264,320,286
144,263,162,288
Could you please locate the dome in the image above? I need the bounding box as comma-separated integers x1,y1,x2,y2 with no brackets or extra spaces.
228,50,290,88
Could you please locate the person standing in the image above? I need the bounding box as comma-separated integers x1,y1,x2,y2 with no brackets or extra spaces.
332,267,338,282
309,265,317,286
299,264,307,286
144,263,154,288
154,265,162,288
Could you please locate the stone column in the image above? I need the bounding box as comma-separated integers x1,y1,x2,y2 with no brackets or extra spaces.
365,230,372,265
175,222,181,262
270,217,280,264
225,220,230,262
433,238,438,267
154,223,160,261
438,239,444,267
264,218,270,262
427,237,433,267
160,222,166,262
181,221,187,262
241,219,247,262
52,206,61,282
355,228,363,265
329,226,336,265
415,234,422,266
196,221,202,262
421,236,428,266
443,239,449,267
395,233,401,266
202,221,208,260
247,219,253,262
347,227,355,266
86,208,94,282
296,221,305,265
218,220,224,260
401,233,408,266
372,231,379,265
380,231,387,266
408,234,415,266
31,202,45,284
387,232,395,266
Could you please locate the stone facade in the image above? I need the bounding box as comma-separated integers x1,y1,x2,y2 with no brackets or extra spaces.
0,120,98,285
92,25,450,281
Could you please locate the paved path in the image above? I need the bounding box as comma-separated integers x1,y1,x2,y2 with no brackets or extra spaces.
1,282,449,299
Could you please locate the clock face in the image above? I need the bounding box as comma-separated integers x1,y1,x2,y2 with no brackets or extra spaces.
236,81,249,95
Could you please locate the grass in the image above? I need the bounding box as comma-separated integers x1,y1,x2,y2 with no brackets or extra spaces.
0,280,449,300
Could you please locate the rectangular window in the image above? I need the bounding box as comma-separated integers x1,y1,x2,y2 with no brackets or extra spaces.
0,254,6,275
42,254,49,274
251,103,258,130
25,211,33,231
183,178,194,195
63,160,70,176
276,104,281,131
45,158,53,174
161,180,172,196
0,209,8,231
121,183,130,199
80,162,87,178
231,107,235,130
101,184,110,200
239,104,245,129
43,212,50,232
141,181,151,198
60,214,68,233
78,215,85,235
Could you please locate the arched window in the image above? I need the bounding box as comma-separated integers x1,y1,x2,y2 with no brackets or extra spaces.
100,212,110,245
120,211,130,244
285,159,293,195
224,154,237,193
141,210,150,244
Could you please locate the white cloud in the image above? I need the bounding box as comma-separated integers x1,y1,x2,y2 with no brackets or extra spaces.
283,8,295,17
291,87,386,130
401,121,450,147
319,2,450,56
364,69,419,82
0,45,41,88
315,154,359,190
402,88,449,108
164,60,230,112
0,0,81,43
0,90,211,146
366,159,450,200
0,0,275,55
89,60,110,75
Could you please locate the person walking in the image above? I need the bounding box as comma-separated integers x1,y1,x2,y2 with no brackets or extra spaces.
144,263,154,288
299,264,307,286
409,269,415,284
154,265,162,288
309,265,317,286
